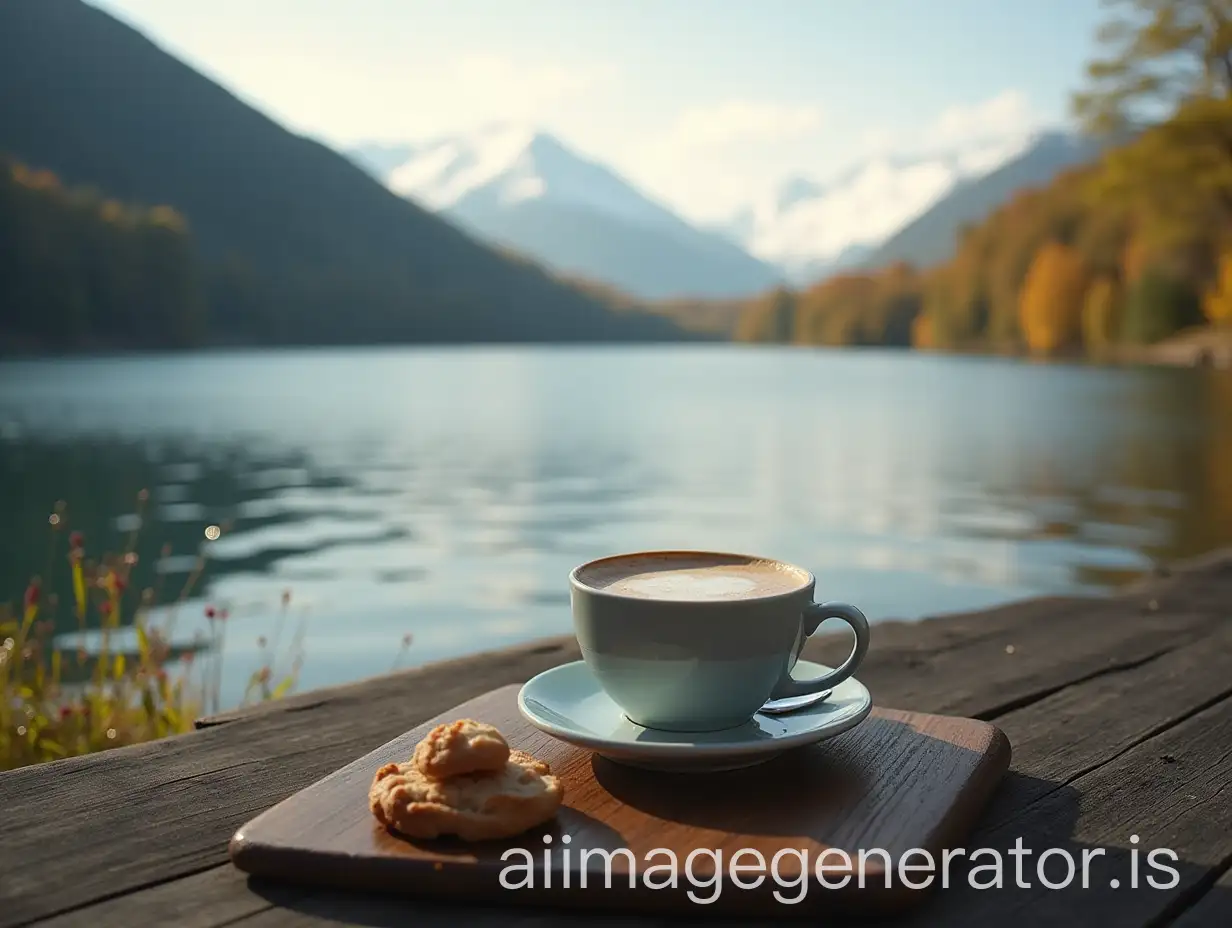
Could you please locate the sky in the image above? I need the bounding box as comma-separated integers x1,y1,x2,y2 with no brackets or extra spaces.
87,0,1107,224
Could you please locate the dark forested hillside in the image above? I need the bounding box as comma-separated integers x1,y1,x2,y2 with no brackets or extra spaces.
0,155,208,350
0,0,689,347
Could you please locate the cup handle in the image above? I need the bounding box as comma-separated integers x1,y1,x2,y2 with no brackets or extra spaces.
771,601,870,699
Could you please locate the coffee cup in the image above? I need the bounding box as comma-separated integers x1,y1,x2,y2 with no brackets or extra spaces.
568,550,870,732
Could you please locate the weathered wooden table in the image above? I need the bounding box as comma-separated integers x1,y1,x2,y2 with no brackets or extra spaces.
2,550,1230,927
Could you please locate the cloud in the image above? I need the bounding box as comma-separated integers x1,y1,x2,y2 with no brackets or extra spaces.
928,89,1041,148
662,99,826,150
862,88,1043,159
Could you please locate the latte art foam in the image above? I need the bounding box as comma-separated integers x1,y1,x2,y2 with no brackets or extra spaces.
576,553,807,602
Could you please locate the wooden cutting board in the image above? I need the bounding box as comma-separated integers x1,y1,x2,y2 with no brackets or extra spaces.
230,683,1010,917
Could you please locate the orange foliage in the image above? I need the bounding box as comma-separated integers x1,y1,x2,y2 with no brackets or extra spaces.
1202,251,1232,325
1018,241,1089,355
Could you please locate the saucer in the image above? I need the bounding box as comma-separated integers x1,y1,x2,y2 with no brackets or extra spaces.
517,659,872,773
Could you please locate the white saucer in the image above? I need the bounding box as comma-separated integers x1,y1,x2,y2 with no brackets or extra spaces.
517,659,872,773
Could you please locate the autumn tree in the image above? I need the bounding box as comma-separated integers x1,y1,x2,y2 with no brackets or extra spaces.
1073,0,1232,132
734,286,795,343
1018,241,1090,355
1075,1,1232,244
1082,276,1122,354
1202,249,1232,323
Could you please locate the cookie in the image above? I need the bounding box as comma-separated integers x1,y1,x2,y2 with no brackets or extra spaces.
370,749,563,841
412,718,510,779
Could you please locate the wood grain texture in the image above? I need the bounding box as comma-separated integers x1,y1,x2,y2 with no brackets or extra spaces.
2,547,1229,928
229,685,1011,917
894,691,1232,928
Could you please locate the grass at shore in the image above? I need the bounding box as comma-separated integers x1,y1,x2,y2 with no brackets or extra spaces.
1,493,411,772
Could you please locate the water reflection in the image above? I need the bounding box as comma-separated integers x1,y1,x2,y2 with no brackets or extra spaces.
1,347,1230,709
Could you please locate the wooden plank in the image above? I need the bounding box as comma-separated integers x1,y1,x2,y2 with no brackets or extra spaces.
979,621,1232,822
12,616,1232,928
228,690,1010,917
894,693,1232,928
1170,866,1232,928
119,691,1232,928
23,869,273,928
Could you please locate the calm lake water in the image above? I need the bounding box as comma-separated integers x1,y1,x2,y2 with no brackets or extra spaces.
2,346,1230,710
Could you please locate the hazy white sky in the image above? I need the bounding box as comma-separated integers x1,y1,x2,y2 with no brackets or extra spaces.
87,0,1105,222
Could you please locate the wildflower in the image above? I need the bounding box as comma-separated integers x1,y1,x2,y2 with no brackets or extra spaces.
124,552,138,566
219,608,229,621
59,706,73,721
23,579,40,623
69,531,84,550
205,605,217,620
48,512,61,526
99,600,113,617
71,554,87,617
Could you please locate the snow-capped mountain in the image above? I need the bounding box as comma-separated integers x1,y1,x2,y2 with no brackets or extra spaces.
861,130,1110,270
718,134,1038,284
348,126,784,301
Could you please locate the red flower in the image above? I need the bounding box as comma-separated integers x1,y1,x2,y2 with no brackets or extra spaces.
99,600,113,617
23,581,40,608
69,531,84,549
59,706,73,721
113,574,128,593
204,605,217,619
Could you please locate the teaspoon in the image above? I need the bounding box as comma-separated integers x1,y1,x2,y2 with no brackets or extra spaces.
760,689,832,715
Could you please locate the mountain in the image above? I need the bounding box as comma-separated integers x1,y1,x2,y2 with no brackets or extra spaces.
0,0,689,346
348,127,785,301
717,134,1037,285
861,131,1108,270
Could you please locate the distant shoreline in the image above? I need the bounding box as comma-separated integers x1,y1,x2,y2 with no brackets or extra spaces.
2,326,1229,368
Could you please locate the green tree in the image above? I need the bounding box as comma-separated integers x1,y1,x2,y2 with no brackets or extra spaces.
1074,1,1232,244
1073,0,1232,133
1121,267,1204,342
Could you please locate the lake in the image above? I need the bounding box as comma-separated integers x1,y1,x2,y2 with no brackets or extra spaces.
2,346,1230,711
